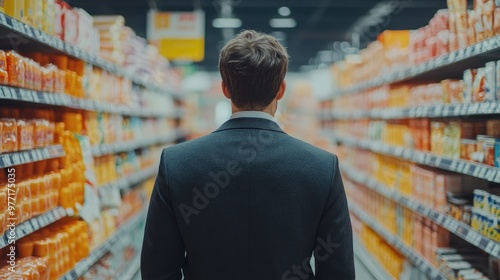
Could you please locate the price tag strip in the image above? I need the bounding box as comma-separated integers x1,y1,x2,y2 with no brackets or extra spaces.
343,165,500,259
0,13,171,94
332,134,500,184
0,86,174,118
330,102,500,120
349,204,447,280
331,36,500,97
0,207,67,249
60,208,148,280
0,145,65,169
91,133,176,158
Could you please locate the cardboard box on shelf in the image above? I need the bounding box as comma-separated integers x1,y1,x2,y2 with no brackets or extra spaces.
63,7,78,45
483,61,497,102
2,0,25,21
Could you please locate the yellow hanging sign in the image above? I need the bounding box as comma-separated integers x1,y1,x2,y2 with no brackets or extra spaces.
147,10,205,62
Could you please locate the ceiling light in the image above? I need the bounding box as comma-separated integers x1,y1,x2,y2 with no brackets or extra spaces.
270,18,296,28
278,7,291,17
212,18,242,28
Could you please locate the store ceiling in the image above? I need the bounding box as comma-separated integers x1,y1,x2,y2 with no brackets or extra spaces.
70,0,447,72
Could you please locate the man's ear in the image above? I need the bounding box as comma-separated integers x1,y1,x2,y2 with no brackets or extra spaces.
276,80,286,101
222,81,231,100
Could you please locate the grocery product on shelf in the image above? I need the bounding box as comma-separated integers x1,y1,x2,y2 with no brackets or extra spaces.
320,0,500,279
332,1,500,90
0,256,49,279
333,117,500,168
0,218,89,279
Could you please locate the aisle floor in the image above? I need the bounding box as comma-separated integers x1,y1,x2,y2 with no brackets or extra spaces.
355,256,378,280
131,258,376,280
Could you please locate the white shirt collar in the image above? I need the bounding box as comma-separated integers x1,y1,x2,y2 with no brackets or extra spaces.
230,111,276,123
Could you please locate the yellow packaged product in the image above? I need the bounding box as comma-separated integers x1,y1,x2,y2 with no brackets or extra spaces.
3,0,25,21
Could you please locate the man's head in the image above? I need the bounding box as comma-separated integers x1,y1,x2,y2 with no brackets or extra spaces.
219,30,289,112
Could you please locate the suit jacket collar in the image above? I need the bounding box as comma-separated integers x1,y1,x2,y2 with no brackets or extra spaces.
213,118,286,134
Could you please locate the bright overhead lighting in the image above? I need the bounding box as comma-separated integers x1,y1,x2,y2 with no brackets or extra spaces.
212,18,242,28
270,18,296,28
278,6,291,17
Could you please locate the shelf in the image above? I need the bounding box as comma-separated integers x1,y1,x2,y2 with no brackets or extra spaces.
0,86,181,119
350,203,446,280
329,102,500,120
328,133,500,183
59,207,147,280
97,165,157,195
333,36,500,96
353,237,395,280
0,145,65,168
0,13,174,95
116,254,141,280
343,165,500,259
91,131,178,157
0,207,67,249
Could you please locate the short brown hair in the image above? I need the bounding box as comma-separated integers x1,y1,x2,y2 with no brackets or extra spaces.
219,30,289,110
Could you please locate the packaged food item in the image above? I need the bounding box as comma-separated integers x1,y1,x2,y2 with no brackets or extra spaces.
63,7,79,45
463,69,478,103
6,51,26,88
485,139,496,166
17,120,34,151
495,8,500,35
449,196,471,222
2,0,25,21
472,67,486,103
33,119,49,149
0,118,17,153
484,61,497,102
43,0,56,35
457,32,469,49
0,50,9,84
41,65,55,92
449,80,464,103
474,121,488,137
463,139,477,161
474,189,491,212
487,120,500,138
490,194,500,218
495,139,500,167
482,1,495,38
475,135,495,163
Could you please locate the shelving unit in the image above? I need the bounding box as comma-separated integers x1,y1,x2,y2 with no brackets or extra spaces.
91,130,180,157
327,133,500,183
342,165,500,258
59,207,147,280
98,165,158,195
0,86,183,119
0,145,65,168
350,204,446,280
0,207,67,249
333,36,500,96
0,13,176,96
327,102,500,120
353,238,395,280
0,6,185,278
319,8,500,278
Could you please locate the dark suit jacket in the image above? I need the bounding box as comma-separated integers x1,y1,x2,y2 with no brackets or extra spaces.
141,118,354,280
